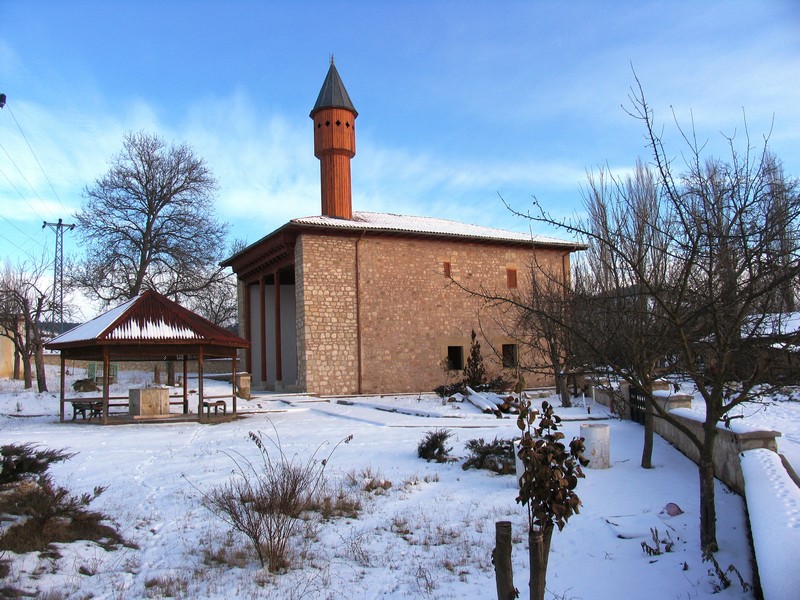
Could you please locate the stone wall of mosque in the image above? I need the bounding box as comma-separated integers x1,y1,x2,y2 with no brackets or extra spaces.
296,230,570,395
295,233,360,395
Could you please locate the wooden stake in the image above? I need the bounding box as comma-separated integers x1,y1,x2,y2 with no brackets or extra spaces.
494,520,515,600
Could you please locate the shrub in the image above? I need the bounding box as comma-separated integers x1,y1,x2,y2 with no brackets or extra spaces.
201,429,352,572
463,330,487,389
462,437,516,474
0,443,74,486
0,445,126,554
434,381,466,398
417,429,455,463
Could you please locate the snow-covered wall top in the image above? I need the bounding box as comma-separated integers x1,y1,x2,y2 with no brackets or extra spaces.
740,449,800,600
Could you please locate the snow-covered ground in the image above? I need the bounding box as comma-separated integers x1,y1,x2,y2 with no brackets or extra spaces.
1,366,798,599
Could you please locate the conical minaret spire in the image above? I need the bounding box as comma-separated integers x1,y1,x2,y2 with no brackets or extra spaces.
310,60,357,219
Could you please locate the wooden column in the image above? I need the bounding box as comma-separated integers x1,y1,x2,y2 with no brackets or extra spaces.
231,354,238,415
182,355,189,414
274,270,283,385
102,348,110,425
59,354,66,422
244,282,252,374
259,277,267,383
197,347,205,423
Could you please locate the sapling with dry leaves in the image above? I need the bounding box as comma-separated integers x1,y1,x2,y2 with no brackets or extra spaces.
515,400,588,600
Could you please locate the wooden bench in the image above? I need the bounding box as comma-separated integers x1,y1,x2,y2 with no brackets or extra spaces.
203,400,227,417
71,400,103,421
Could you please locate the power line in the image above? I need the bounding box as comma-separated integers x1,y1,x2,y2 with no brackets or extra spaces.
0,141,50,223
6,102,67,216
0,229,38,261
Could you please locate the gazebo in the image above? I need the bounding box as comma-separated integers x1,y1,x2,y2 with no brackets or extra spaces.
46,290,250,424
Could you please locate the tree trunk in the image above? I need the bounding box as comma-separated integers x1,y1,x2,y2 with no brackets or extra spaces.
699,426,719,553
22,350,32,389
34,341,47,393
558,374,571,408
641,395,654,469
528,525,553,600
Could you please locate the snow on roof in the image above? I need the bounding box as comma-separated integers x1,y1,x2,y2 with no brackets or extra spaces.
48,291,241,347
51,295,140,345
291,211,581,247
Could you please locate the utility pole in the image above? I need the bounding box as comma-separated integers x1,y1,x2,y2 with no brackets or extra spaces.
43,218,76,333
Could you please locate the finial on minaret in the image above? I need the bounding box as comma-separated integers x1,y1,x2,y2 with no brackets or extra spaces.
330,54,334,65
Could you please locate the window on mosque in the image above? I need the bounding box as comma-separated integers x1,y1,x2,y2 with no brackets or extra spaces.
447,345,464,371
507,268,518,289
502,344,519,369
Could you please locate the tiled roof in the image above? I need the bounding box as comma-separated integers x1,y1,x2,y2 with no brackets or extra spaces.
291,211,581,248
47,290,247,348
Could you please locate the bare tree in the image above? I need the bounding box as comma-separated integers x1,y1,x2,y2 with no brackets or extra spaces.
182,269,238,328
0,261,50,392
515,79,800,554
69,131,229,306
517,256,574,406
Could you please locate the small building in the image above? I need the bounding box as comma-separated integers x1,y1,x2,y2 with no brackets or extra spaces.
223,61,582,395
46,290,249,423
0,332,15,378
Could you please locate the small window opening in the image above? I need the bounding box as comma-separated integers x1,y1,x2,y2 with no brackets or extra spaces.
325,120,331,126
502,344,519,369
447,346,464,371
507,268,518,289
336,119,341,126
443,261,451,278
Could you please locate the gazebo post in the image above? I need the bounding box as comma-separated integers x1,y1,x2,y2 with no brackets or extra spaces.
197,347,205,423
59,353,66,423
102,348,110,425
232,353,238,415
182,355,189,414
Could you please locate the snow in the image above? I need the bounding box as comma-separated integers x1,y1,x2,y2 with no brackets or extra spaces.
740,449,800,600
50,295,139,344
291,211,582,248
108,319,199,340
672,385,800,468
1,366,798,599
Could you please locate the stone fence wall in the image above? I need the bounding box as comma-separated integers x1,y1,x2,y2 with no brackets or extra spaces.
592,383,782,495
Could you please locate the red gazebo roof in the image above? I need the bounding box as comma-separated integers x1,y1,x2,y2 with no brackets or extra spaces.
46,290,249,360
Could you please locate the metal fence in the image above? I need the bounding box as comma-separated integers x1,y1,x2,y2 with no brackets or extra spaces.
628,386,646,425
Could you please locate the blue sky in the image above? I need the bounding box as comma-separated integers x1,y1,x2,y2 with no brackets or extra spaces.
2,1,800,273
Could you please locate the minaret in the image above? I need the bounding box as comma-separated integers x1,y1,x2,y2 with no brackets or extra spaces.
310,59,358,219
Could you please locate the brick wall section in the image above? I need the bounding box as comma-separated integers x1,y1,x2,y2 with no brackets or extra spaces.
295,234,360,394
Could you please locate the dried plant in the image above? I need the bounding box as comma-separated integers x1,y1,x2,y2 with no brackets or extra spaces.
200,428,352,572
